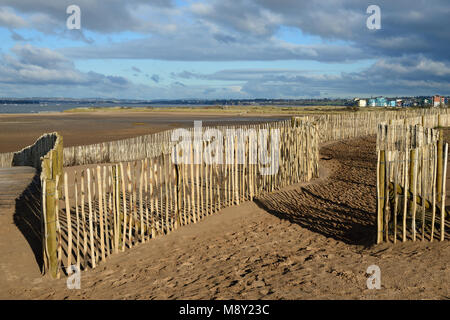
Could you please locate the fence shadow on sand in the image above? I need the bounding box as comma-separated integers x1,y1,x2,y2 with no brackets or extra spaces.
254,188,376,246
254,136,378,246
13,174,44,273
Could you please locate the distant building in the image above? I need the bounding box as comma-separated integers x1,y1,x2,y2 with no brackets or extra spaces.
368,98,376,107
403,100,412,107
396,99,403,107
433,95,445,107
389,100,396,107
355,99,367,107
375,97,387,107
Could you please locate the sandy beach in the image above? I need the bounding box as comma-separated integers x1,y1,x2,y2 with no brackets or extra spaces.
2,135,448,299
0,111,290,153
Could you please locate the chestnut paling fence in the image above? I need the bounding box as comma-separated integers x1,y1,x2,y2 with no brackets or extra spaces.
2,109,450,278
0,132,63,278
44,120,320,278
3,108,450,169
376,123,449,243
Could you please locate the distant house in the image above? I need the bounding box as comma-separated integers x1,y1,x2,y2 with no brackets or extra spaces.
396,99,403,107
354,98,367,107
375,97,387,107
368,98,376,107
388,100,396,107
433,95,445,107
403,100,412,107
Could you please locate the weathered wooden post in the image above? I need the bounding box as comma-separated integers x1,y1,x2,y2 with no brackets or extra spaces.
410,148,418,241
377,149,385,244
41,133,63,278
174,144,182,228
441,143,448,241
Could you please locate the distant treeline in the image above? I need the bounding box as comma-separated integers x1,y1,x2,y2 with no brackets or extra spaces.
147,98,351,106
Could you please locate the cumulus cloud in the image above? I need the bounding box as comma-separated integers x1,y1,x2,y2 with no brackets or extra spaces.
0,44,134,91
1,0,177,34
0,44,248,99
171,55,450,98
0,7,28,28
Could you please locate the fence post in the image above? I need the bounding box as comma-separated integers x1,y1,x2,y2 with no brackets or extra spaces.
410,148,418,242
377,149,385,243
43,176,58,278
441,143,448,241
437,130,443,203
41,134,63,279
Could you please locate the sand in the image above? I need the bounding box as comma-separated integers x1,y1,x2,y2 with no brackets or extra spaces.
2,135,448,300
0,112,289,153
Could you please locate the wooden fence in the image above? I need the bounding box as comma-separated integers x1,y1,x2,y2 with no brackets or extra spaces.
0,132,63,277
40,133,64,278
2,108,450,169
62,108,450,166
297,108,450,144
376,124,449,243
0,152,13,168
43,120,319,277
0,133,58,169
62,129,175,167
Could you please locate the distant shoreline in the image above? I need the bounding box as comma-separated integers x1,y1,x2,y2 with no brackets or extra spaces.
0,104,361,115
0,106,411,153
60,105,362,115
0,110,291,153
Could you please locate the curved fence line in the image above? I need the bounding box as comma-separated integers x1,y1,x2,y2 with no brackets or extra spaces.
47,120,320,277
0,133,58,169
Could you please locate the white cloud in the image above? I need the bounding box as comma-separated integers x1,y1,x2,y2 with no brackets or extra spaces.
0,7,28,28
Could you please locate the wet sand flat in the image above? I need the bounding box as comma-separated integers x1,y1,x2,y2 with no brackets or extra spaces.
0,111,289,153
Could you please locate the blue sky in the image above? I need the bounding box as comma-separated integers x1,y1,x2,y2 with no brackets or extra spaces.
0,0,449,99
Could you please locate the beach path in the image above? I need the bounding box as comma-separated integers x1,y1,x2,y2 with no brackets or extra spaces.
0,166,44,299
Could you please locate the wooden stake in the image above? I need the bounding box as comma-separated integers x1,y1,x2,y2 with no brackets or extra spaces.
87,169,95,268
431,144,437,241
377,149,385,244
411,149,418,242
120,162,127,251
139,160,145,243
64,172,73,269
74,171,80,269
80,171,88,269
441,143,448,241
96,166,106,261
393,152,399,243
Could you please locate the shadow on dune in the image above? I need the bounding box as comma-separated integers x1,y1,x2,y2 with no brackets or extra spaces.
13,173,44,273
254,187,376,246
254,136,378,246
